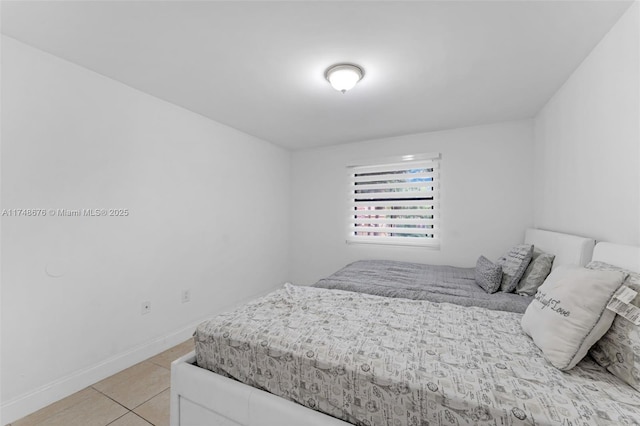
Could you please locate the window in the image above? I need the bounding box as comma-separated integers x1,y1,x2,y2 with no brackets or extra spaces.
347,154,440,247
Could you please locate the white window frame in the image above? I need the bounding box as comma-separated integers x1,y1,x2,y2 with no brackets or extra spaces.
346,153,440,248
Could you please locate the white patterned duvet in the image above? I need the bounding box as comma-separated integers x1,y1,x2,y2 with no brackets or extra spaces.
194,284,640,425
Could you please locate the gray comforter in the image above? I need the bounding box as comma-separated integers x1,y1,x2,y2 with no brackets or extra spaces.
312,259,532,313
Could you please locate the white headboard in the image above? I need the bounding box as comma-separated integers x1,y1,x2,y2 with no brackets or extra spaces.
592,242,640,274
524,228,595,269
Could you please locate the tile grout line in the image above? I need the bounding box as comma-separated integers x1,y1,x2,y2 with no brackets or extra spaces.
10,387,117,426
104,411,154,426
89,360,169,406
131,386,171,411
10,343,192,426
90,386,132,412
92,383,170,413
132,411,155,426
88,357,172,424
91,383,170,416
103,410,132,426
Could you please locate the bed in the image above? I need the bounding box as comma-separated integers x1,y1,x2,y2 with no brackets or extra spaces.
312,228,595,313
171,230,640,426
313,260,532,313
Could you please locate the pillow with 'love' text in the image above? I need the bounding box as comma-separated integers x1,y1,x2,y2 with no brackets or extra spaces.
521,265,627,370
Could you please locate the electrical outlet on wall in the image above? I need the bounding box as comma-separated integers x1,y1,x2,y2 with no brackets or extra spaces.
181,289,191,303
141,301,151,315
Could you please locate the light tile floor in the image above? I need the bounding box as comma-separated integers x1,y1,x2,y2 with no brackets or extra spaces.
8,339,195,426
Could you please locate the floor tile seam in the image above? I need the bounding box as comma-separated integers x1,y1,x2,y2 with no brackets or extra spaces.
104,410,132,426
90,386,134,412
130,386,171,412
22,388,97,422
106,411,154,426
13,388,127,426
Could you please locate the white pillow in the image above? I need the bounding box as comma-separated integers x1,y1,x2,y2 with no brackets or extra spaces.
521,265,627,370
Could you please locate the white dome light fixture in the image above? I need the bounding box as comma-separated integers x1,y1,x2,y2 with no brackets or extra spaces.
325,63,364,93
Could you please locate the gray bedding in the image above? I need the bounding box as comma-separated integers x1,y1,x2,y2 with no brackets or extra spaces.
312,259,533,313
195,285,640,426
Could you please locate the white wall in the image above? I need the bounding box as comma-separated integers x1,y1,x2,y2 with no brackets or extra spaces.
533,2,640,246
1,36,290,422
290,120,534,285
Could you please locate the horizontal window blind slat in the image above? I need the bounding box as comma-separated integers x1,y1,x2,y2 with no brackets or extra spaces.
350,218,437,226
351,225,435,235
353,181,436,191
350,208,435,216
353,190,437,200
349,161,438,175
351,171,437,183
350,200,438,209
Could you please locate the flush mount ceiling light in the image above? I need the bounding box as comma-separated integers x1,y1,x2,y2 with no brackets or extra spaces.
325,63,364,93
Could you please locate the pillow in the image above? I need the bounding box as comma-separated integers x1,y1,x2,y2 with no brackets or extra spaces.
496,244,534,292
475,256,503,294
520,265,627,370
586,261,640,391
516,248,555,296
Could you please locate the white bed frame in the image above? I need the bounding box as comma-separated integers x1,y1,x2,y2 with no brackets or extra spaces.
170,228,599,426
524,227,594,269
592,241,640,273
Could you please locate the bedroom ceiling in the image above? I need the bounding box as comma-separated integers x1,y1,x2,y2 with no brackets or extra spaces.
1,1,633,150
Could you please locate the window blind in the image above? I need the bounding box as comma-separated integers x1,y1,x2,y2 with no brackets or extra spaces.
347,156,440,247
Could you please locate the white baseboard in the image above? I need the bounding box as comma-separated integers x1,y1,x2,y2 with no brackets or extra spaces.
0,284,282,425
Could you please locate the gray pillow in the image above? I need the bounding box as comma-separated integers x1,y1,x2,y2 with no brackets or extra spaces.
475,256,503,294
516,248,556,296
496,244,534,292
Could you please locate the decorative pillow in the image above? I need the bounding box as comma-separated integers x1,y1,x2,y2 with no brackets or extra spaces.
475,256,503,294
516,248,555,296
587,261,640,391
521,265,627,370
496,244,534,292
